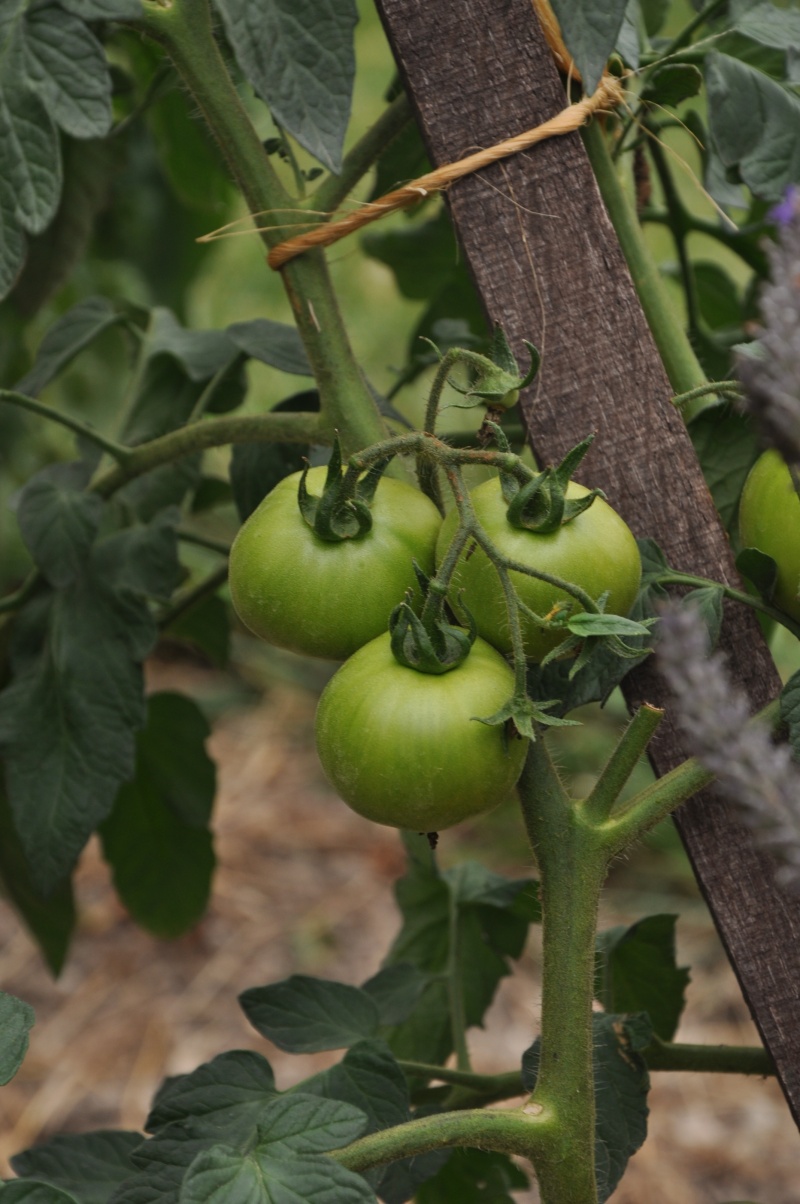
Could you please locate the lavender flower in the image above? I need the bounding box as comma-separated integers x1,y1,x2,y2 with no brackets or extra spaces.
737,186,800,463
657,601,800,894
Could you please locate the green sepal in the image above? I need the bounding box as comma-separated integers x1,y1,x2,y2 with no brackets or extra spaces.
476,694,581,741
501,434,603,533
444,328,540,410
297,437,388,542
389,587,477,675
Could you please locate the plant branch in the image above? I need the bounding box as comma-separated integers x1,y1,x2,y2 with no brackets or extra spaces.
646,132,700,336
657,570,800,643
0,391,131,464
581,704,664,826
314,92,414,216
644,1036,774,1076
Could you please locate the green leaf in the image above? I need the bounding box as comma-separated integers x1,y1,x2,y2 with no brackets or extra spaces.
251,1093,368,1157
733,4,800,54
117,1127,210,1200
688,404,760,533
225,319,312,376
10,1132,141,1204
60,1,142,17
369,113,429,202
239,977,380,1052
363,208,458,301
0,1185,79,1203
548,0,629,93
0,505,181,893
682,586,724,652
780,669,800,762
736,546,779,603
179,1145,374,1204
147,1050,277,1141
564,613,652,638
384,836,537,1066
361,964,432,1028
15,296,121,397
16,473,105,589
691,262,743,332
213,0,357,173
0,785,75,974
416,1149,528,1204
22,7,111,140
640,0,670,38
99,693,216,939
643,62,702,109
0,990,34,1085
595,915,690,1041
0,86,60,234
166,595,230,669
522,1013,650,1203
636,537,670,583
705,51,800,202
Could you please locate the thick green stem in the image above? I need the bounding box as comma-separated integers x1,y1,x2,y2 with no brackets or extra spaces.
517,740,605,1204
132,0,388,456
582,121,711,420
645,1036,774,1076
581,704,664,826
92,410,321,498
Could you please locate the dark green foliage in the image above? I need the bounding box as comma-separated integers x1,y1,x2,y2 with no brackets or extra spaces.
0,990,35,1085
595,914,690,1041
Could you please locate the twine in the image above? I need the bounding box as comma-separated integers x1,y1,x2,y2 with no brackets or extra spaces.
267,72,624,271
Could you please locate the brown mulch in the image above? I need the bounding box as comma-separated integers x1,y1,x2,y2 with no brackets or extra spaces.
0,666,798,1201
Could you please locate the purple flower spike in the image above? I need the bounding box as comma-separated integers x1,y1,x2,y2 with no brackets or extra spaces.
769,184,800,227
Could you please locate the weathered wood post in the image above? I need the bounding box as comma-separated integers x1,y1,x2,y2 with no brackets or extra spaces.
374,0,800,1121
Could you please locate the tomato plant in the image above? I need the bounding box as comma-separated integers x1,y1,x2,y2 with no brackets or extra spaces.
229,465,442,660
315,631,527,831
739,450,800,623
437,477,641,661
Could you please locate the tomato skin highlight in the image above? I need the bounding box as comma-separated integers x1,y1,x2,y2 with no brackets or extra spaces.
228,466,443,660
315,632,527,830
739,449,800,622
436,477,641,661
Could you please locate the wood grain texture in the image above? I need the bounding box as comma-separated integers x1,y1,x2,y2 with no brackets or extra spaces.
374,0,800,1121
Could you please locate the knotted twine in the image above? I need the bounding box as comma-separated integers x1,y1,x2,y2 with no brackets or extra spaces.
266,72,624,272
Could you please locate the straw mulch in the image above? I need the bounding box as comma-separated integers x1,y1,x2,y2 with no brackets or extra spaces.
0,663,798,1202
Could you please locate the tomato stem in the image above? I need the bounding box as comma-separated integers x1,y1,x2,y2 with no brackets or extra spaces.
580,704,664,826
657,570,800,643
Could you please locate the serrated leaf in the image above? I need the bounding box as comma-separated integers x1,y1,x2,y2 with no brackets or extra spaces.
415,1149,528,1204
254,1093,367,1157
179,1145,375,1204
0,785,75,974
636,537,670,583
123,1125,209,1201
548,0,629,93
0,86,61,235
225,319,311,376
16,476,105,588
705,51,800,202
10,1132,141,1204
522,1013,650,1203
0,507,181,893
147,1051,277,1141
0,990,34,1085
688,404,761,533
15,296,121,396
736,546,779,602
22,7,111,140
595,915,690,1041
565,613,652,637
239,977,380,1052
213,0,357,173
100,692,216,939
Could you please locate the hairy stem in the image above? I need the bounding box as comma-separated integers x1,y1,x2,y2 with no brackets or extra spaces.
657,570,800,643
0,390,131,463
581,704,664,826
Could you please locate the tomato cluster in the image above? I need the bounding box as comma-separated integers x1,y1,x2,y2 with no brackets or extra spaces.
228,457,640,831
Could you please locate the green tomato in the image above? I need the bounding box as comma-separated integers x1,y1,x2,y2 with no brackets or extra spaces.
315,632,527,830
436,477,641,661
229,466,442,660
739,449,800,622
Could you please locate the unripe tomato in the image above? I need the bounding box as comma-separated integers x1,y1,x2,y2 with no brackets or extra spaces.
739,449,800,621
315,632,527,830
229,466,442,660
436,477,641,661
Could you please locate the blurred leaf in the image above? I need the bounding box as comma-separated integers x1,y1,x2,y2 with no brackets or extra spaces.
522,1013,650,1203
369,115,430,202
16,475,104,588
416,1149,528,1204
0,501,181,893
595,915,690,1041
640,0,670,37
213,0,357,173
226,318,311,376
146,1050,278,1140
733,4,800,54
60,0,141,16
384,835,537,1066
779,668,800,762
688,404,761,533
361,964,432,1027
166,593,230,668
705,52,800,202
616,2,639,69
191,477,232,512
0,785,75,974
0,990,34,1085
736,546,778,602
643,62,702,108
0,1185,79,1203
682,586,724,652
692,261,743,332
230,389,319,519
239,977,380,1052
363,208,458,300
10,1133,141,1204
21,7,112,140
99,692,216,939
548,0,628,93
144,65,231,214
15,297,122,397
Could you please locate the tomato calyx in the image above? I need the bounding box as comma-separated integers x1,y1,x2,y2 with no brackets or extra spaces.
298,437,391,542
444,325,541,412
498,431,607,534
477,692,581,742
390,563,477,674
